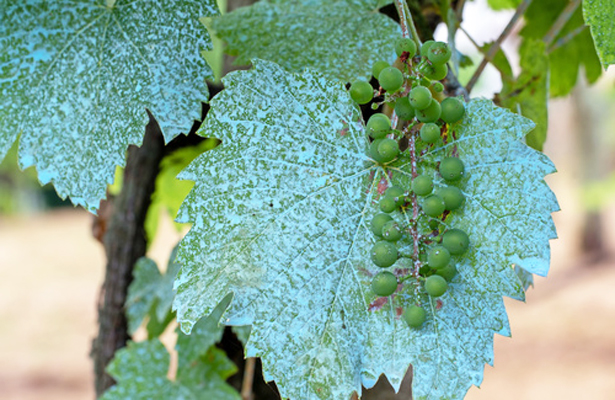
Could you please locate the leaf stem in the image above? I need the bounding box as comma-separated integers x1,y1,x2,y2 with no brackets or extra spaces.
543,0,581,48
548,24,587,53
465,0,533,95
395,0,422,46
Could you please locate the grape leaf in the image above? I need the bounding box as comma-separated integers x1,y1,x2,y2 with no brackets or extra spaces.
498,39,549,151
103,295,239,400
208,0,400,82
173,60,557,400
486,0,521,10
126,246,182,335
582,0,615,68
0,0,217,212
520,0,601,97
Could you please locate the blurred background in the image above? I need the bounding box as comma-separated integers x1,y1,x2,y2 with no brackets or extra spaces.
1,1,615,399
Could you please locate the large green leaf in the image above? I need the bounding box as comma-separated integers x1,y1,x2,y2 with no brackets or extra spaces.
499,39,549,151
0,1,217,212
103,295,239,400
583,0,615,68
173,60,558,399
520,0,601,97
209,0,400,82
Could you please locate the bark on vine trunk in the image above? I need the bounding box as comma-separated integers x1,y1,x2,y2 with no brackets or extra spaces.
91,114,166,397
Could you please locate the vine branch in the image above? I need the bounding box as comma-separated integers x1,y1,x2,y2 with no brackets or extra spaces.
465,0,533,94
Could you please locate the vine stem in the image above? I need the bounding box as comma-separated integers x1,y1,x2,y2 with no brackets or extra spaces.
241,357,256,400
543,0,582,48
394,0,422,45
465,0,533,94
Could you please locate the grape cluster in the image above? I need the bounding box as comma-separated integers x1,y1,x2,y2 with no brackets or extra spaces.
349,38,471,330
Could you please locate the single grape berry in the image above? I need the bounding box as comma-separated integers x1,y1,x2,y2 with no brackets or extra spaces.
372,61,390,80
371,213,393,237
394,97,415,121
442,229,469,255
411,175,433,196
420,40,435,57
437,186,465,211
369,139,385,163
415,99,442,123
366,113,391,139
428,219,441,230
425,63,448,81
424,275,448,297
439,157,465,181
379,195,397,213
349,80,373,105
371,240,398,268
432,81,444,92
385,185,406,207
436,264,457,281
403,305,426,329
377,138,400,163
378,67,404,93
440,97,466,123
381,220,403,242
420,123,440,143
395,37,417,57
426,42,452,65
408,86,432,110
422,194,445,217
427,246,451,269
371,271,398,296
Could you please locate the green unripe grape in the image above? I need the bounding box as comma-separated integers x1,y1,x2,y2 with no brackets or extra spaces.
372,61,390,80
408,86,432,110
440,97,466,123
394,97,415,121
377,138,399,163
428,219,441,230
427,41,452,65
369,139,385,162
349,80,373,105
381,220,403,242
366,113,391,139
432,81,444,92
385,185,406,206
422,194,445,217
439,157,465,181
425,63,448,81
427,246,451,269
436,264,457,281
411,175,433,196
420,123,440,143
437,186,465,211
371,213,393,237
371,271,398,296
415,99,442,123
379,195,397,213
403,305,426,329
378,67,404,93
442,229,469,255
420,40,435,57
371,240,398,268
424,275,448,297
395,37,417,57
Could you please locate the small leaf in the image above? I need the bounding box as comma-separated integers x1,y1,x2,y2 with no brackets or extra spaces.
126,246,182,335
0,1,218,211
499,39,549,151
173,60,558,399
209,0,401,82
582,0,615,68
103,295,239,400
